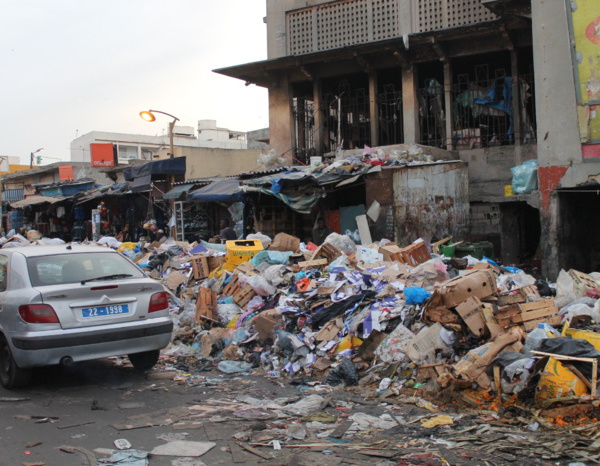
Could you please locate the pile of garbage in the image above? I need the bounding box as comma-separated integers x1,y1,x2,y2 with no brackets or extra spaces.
6,226,600,422
119,229,600,418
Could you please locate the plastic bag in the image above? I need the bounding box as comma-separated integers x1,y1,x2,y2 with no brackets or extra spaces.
555,269,587,309
246,232,272,249
560,302,600,323
246,275,276,296
217,360,253,374
538,337,600,379
324,232,357,255
523,323,560,355
325,358,359,386
262,264,290,287
217,303,242,324
404,287,432,305
501,358,537,394
511,159,538,194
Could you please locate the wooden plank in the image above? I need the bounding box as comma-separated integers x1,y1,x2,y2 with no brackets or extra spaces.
519,299,556,312
523,316,561,331
329,420,354,439
228,441,247,463
521,307,559,322
298,258,328,268
236,441,272,460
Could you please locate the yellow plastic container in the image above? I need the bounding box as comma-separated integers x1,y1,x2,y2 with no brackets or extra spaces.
224,239,263,271
504,185,514,196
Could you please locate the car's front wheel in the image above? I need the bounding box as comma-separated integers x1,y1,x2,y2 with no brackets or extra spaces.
128,350,160,371
0,336,32,389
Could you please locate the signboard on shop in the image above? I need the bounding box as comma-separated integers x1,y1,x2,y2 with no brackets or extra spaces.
90,143,116,167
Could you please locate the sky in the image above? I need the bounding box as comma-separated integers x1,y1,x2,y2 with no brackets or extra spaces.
0,0,269,165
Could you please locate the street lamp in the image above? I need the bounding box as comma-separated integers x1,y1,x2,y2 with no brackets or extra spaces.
139,110,179,159
29,148,44,169
139,109,180,240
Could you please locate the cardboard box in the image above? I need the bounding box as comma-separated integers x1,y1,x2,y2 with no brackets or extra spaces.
252,311,282,342
568,269,599,294
269,233,300,252
455,296,487,337
437,270,497,308
190,255,210,280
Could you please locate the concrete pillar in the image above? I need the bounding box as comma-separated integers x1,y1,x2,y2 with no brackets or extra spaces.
313,78,324,156
369,71,379,147
268,73,294,162
443,61,453,150
511,49,522,164
402,65,420,144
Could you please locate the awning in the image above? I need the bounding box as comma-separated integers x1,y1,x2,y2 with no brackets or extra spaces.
164,183,196,199
243,186,323,214
10,195,65,208
188,178,244,203
124,157,186,181
131,175,152,193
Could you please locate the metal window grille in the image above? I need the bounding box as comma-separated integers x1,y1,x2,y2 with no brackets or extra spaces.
418,79,446,149
378,83,404,145
292,98,316,164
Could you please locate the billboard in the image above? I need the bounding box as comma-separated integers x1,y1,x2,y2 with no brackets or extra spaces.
59,165,74,181
90,143,116,167
568,0,600,146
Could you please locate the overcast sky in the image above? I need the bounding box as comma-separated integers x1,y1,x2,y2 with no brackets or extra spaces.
1,0,269,165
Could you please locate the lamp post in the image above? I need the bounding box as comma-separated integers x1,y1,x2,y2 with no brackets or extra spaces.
139,109,180,239
139,110,179,158
29,148,44,169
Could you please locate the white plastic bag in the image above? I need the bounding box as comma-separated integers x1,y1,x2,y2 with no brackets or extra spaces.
246,275,276,296
246,232,272,249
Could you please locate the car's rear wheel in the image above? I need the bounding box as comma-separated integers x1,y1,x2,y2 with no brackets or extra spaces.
0,336,32,389
128,350,160,371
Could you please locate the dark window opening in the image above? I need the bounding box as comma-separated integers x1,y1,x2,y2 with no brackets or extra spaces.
451,52,513,149
292,82,316,164
377,69,404,146
417,61,446,149
558,190,600,273
322,74,371,152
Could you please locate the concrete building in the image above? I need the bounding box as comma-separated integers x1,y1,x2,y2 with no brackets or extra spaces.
70,119,250,164
217,0,600,278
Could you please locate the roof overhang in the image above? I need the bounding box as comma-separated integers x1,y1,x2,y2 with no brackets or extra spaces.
214,17,531,87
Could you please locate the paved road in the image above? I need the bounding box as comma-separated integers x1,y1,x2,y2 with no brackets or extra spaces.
0,356,594,465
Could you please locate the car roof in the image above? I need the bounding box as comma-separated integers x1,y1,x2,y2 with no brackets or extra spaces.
2,244,117,258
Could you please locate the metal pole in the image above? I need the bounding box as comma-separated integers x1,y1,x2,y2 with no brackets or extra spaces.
168,119,176,239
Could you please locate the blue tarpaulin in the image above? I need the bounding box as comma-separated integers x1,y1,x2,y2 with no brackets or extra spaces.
188,178,244,202
124,157,186,181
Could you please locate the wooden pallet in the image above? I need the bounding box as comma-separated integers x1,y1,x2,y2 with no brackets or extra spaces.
233,285,256,309
222,274,240,297
496,284,540,306
495,298,561,331
195,287,218,325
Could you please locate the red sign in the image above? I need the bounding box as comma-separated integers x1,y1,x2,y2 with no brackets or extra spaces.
59,165,74,181
90,143,115,167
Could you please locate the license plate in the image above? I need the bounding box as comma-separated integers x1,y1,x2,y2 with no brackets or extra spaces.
81,304,130,318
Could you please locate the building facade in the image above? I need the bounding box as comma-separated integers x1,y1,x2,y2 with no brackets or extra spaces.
217,0,600,278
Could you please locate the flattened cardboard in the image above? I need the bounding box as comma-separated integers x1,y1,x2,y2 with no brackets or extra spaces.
405,322,448,364
455,296,487,337
437,270,497,308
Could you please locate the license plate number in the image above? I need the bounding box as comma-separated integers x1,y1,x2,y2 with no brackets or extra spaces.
81,305,129,318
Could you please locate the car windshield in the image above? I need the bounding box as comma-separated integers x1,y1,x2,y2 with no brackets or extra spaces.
27,252,145,286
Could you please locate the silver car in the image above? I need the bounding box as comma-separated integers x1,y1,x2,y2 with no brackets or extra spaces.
0,244,173,389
